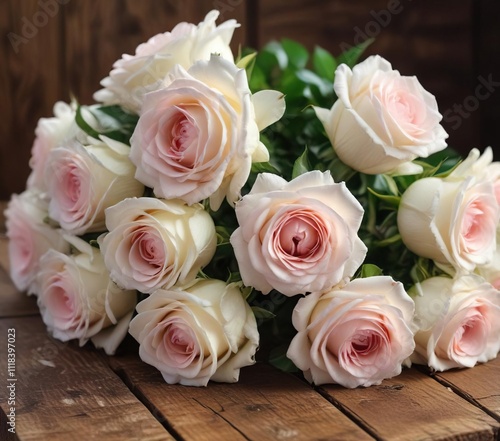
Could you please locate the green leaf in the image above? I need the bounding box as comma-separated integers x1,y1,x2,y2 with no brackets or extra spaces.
312,46,337,81
381,174,399,196
292,147,311,178
281,38,309,69
75,105,100,139
251,306,276,320
359,263,384,278
295,69,332,97
367,188,401,207
251,161,281,175
337,38,374,68
236,51,257,70
262,41,288,70
374,234,402,247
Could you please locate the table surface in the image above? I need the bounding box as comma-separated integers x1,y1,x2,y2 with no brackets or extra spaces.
0,205,499,441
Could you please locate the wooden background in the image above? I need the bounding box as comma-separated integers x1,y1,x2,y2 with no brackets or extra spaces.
1,0,499,199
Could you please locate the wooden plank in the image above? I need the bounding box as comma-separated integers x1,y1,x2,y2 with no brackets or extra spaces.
0,0,65,200
109,354,374,441
433,357,500,421
319,368,500,441
0,316,170,440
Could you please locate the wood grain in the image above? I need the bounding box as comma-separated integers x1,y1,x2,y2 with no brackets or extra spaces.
0,316,169,441
109,354,374,441
320,367,500,441
0,0,65,200
433,357,500,422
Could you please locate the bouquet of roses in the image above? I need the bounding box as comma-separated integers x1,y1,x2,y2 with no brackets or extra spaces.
5,10,500,388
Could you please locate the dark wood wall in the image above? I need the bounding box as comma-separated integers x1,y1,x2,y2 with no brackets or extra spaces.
1,0,499,199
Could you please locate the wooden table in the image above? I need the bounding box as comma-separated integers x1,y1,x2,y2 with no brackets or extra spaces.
0,216,499,440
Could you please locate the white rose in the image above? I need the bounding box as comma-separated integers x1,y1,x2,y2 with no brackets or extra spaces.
287,276,416,388
37,236,137,355
397,162,499,274
45,136,144,235
314,55,448,175
27,101,76,193
411,275,500,371
230,171,367,296
5,190,69,294
128,279,259,386
98,197,217,293
94,10,239,112
130,55,285,210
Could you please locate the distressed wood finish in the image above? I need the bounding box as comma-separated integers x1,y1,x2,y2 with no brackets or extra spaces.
1,230,500,440
109,354,373,441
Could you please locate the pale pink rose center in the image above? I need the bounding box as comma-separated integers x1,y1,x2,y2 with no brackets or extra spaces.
129,228,166,277
159,108,199,169
453,310,487,357
160,321,200,367
45,282,76,328
461,198,492,254
274,211,325,258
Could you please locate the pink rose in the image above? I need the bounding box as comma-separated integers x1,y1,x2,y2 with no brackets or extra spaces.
411,275,500,371
94,10,239,112
128,279,259,386
230,171,367,296
130,55,285,210
314,55,448,175
98,197,217,293
45,136,144,235
287,277,416,388
5,190,69,294
27,101,76,193
37,236,137,355
398,154,499,274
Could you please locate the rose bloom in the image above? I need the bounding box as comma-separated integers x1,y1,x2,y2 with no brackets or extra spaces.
411,275,500,371
5,190,69,294
230,171,367,296
450,147,500,204
476,247,500,290
287,276,416,388
398,153,499,274
314,55,448,175
27,101,76,193
98,197,216,293
37,236,137,355
129,55,285,210
128,279,259,386
45,136,144,235
94,10,239,113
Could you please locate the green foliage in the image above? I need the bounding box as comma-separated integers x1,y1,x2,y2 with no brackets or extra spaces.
75,104,139,145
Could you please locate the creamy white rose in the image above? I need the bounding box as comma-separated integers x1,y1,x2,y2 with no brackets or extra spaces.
130,55,285,210
94,10,239,112
411,275,500,371
37,236,137,355
128,279,259,386
314,55,448,175
27,101,76,193
398,155,499,274
230,171,367,296
287,276,416,388
98,197,217,293
45,136,144,235
5,190,69,294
